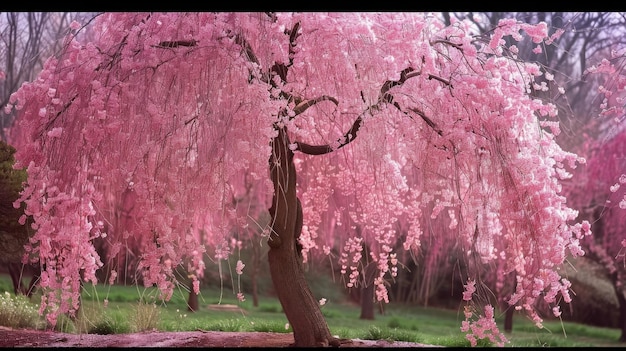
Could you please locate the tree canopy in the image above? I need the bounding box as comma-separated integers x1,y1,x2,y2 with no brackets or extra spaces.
4,12,592,345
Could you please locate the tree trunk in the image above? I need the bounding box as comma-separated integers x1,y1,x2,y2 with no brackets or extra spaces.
618,290,626,342
504,306,514,333
251,238,260,307
359,281,375,320
187,290,199,312
502,271,517,333
8,262,24,295
359,261,377,320
7,262,39,296
25,264,40,297
267,128,340,347
610,271,626,342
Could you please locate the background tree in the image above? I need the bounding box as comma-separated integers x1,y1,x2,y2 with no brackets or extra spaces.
581,134,626,340
0,12,97,297
6,13,590,347
446,12,626,151
436,12,626,332
0,12,96,141
564,51,626,340
461,13,626,337
0,139,37,295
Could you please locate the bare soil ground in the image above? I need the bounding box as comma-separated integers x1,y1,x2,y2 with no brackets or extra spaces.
0,326,441,348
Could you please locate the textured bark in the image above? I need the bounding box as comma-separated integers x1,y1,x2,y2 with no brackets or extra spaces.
267,128,339,347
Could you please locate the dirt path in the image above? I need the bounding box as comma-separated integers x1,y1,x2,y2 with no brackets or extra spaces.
0,326,441,347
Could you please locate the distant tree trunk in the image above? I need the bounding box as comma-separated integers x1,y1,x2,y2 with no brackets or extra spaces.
617,289,626,342
7,262,39,297
588,207,624,341
25,264,40,297
608,270,626,342
266,128,340,347
360,283,375,320
504,307,514,333
503,273,517,333
187,290,198,312
8,262,24,295
251,238,260,307
359,260,377,320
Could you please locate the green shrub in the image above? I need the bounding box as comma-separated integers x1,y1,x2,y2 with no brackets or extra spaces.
130,300,160,332
57,303,131,335
0,291,43,329
365,325,384,340
85,310,130,335
87,317,117,335
387,317,401,329
53,313,76,333
364,325,424,343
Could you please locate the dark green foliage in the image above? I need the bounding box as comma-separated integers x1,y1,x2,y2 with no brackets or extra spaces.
0,140,29,263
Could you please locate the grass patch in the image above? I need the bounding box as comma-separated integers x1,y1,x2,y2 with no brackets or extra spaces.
0,291,44,329
130,300,161,332
0,274,624,347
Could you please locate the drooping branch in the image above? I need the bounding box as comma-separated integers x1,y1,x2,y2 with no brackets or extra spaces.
227,25,447,155
222,29,270,86
286,21,301,68
430,39,463,51
294,67,448,155
295,110,361,155
226,20,302,88
292,95,339,116
407,107,443,136
378,67,420,100
427,75,451,86
38,93,78,139
154,40,198,48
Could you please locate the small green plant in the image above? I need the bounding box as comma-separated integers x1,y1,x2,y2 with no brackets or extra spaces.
366,325,393,341
53,313,77,333
55,302,131,335
74,307,107,334
217,318,246,332
250,320,290,333
84,310,130,335
365,325,423,343
0,291,44,329
130,300,161,332
387,317,401,329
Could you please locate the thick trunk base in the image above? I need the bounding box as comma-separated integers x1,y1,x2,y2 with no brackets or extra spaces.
268,248,340,347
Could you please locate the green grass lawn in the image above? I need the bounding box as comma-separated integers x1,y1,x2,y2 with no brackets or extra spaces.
1,274,624,347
